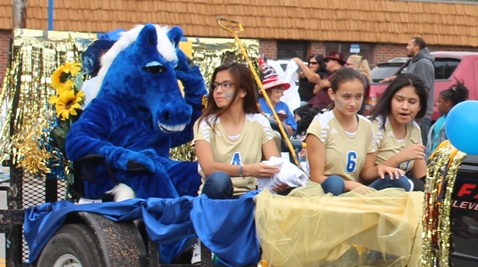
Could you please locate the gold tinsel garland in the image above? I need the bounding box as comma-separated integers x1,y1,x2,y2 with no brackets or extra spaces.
2,31,260,173
421,140,466,266
0,32,89,179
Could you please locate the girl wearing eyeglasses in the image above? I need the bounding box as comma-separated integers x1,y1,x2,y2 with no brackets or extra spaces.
293,54,327,106
193,62,287,199
425,81,469,159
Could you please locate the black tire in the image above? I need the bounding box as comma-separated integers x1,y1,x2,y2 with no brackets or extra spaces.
36,223,104,267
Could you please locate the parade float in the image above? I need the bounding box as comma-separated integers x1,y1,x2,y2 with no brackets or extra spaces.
0,18,476,267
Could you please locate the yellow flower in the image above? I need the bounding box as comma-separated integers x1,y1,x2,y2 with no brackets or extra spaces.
55,90,85,120
51,66,66,90
51,62,81,91
57,80,75,94
49,95,59,105
63,62,82,77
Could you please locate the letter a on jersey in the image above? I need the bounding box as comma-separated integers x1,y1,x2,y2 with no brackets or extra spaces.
231,152,242,166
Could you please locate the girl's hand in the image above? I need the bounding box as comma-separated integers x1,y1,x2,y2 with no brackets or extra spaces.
377,165,405,179
400,144,426,161
344,181,365,192
244,163,280,178
272,183,290,192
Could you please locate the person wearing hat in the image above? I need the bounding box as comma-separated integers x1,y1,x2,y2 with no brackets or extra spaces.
81,28,123,106
308,51,345,109
259,64,297,135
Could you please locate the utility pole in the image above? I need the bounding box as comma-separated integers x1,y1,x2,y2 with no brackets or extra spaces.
12,0,27,29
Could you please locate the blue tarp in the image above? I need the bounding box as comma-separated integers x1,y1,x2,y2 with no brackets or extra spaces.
24,191,261,267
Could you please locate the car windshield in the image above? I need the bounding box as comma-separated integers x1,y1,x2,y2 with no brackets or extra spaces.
371,64,402,83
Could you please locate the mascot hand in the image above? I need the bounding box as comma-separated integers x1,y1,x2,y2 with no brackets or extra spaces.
100,146,156,173
175,49,205,95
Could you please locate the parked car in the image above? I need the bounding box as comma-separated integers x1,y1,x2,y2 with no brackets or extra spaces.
370,61,407,83
387,57,409,63
365,51,478,121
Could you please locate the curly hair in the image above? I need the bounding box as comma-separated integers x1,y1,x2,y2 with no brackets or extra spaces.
439,80,469,106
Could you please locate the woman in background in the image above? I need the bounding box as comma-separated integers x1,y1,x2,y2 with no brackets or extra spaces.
293,54,327,106
344,54,372,115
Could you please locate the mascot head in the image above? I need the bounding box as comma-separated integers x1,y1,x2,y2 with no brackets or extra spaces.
94,24,192,133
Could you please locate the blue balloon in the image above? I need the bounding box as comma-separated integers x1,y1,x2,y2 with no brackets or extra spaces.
445,100,478,154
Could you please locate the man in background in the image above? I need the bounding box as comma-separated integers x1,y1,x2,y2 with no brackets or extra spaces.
382,37,435,146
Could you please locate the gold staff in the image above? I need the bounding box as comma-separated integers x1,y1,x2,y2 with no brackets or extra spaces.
216,16,301,167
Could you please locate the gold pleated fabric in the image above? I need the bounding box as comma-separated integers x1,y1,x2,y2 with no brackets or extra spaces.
255,182,423,267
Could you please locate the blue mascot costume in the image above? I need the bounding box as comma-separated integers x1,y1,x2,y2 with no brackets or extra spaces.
65,24,206,263
66,24,206,201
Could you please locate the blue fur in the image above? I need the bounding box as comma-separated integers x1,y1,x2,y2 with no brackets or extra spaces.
65,24,206,201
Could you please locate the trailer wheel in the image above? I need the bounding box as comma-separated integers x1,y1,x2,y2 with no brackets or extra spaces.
36,223,104,267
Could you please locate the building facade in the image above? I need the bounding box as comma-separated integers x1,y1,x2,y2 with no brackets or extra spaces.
1,0,478,85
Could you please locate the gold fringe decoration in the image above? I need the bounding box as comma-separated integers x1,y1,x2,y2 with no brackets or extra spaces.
0,30,90,179
421,140,466,266
2,32,260,172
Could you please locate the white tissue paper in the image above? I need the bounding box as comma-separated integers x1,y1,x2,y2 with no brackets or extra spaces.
258,156,308,192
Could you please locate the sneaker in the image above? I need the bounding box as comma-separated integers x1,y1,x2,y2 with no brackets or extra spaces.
191,242,201,265
212,253,220,265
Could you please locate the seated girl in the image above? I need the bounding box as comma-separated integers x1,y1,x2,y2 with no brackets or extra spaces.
306,68,409,196
193,62,287,199
258,64,297,135
367,73,428,191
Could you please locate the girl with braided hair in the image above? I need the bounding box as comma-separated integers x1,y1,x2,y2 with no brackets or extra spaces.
425,81,469,159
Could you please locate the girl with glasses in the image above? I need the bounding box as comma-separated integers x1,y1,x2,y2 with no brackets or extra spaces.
193,62,288,199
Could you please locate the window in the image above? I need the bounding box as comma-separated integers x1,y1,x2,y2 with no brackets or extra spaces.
277,41,308,60
434,58,460,80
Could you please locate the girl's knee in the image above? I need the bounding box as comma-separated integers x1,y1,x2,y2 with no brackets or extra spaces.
202,171,233,199
207,171,231,185
322,175,345,196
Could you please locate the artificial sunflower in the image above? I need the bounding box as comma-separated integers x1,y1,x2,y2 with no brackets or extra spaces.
63,62,82,76
58,80,75,94
50,65,67,90
54,90,85,120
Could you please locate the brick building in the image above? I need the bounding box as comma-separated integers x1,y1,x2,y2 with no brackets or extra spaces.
1,0,478,86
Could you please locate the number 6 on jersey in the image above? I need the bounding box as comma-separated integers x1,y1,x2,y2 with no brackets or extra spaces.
346,151,357,173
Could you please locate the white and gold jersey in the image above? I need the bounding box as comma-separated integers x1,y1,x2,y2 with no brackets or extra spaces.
371,115,422,173
307,110,374,181
193,113,275,196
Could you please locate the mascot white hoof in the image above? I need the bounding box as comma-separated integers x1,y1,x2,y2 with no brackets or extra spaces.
106,183,136,202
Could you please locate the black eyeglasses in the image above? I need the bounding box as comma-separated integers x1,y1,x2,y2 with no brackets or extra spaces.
211,81,235,92
309,61,318,65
